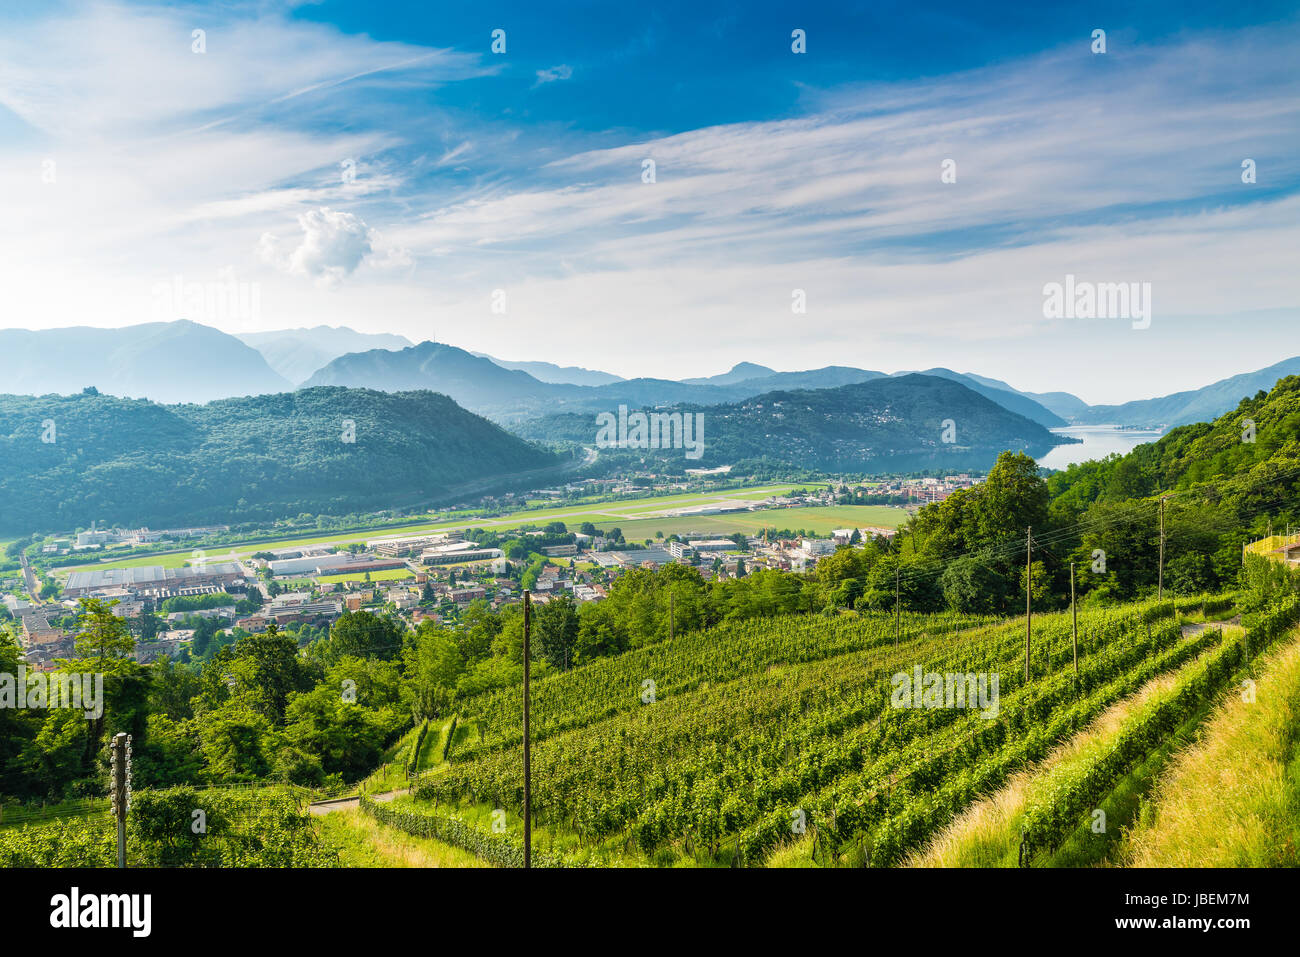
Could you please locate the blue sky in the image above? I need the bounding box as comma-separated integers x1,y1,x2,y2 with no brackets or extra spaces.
0,0,1297,402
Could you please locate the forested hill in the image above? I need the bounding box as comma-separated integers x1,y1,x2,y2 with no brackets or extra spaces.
0,387,558,534
1047,374,1300,518
516,373,1068,472
970,372,1300,605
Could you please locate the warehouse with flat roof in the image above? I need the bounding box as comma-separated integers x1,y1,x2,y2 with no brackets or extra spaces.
64,563,245,598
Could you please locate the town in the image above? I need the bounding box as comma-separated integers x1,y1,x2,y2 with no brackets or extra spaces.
1,472,990,673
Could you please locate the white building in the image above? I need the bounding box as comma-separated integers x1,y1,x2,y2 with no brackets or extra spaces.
688,539,735,552
801,539,836,558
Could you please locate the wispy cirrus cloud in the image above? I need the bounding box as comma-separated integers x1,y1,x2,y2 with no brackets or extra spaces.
533,64,574,86
396,28,1300,266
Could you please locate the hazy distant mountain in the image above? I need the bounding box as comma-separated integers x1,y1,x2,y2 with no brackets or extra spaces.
303,341,745,421
735,366,887,393
891,368,1067,428
1073,357,1300,428
519,374,1069,473
472,353,625,387
0,387,557,534
567,367,891,414
680,362,777,386
958,373,1090,420
303,343,1070,434
1018,390,1092,420
239,326,413,385
303,341,561,414
0,320,291,403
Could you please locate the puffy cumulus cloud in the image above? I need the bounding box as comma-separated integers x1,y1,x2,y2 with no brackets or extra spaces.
259,207,375,284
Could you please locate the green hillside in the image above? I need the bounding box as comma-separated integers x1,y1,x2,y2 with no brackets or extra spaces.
1039,373,1300,600
1049,373,1300,504
518,373,1069,472
0,387,558,534
885,375,1300,615
380,592,1291,867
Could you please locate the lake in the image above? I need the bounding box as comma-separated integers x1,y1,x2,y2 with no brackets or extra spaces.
1036,426,1164,471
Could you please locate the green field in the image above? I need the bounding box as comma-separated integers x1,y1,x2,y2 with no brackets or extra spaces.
596,505,907,540
316,569,416,585
53,484,829,576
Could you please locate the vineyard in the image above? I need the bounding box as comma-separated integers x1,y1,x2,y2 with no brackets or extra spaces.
357,590,1287,867
0,785,340,867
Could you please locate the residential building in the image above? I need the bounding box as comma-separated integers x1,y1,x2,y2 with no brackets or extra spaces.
236,600,343,632
166,606,236,623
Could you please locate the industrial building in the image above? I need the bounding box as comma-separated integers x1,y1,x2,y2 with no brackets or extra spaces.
63,563,246,599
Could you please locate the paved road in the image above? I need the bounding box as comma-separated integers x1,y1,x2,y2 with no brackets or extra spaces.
20,554,40,602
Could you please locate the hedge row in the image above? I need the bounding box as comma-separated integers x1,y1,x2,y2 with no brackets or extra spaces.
442,715,459,763
406,721,429,778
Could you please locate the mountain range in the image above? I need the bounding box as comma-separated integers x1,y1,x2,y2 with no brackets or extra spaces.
469,352,625,387
302,343,1078,429
3,320,1297,437
0,321,291,403
515,374,1067,473
237,326,413,386
1066,357,1300,429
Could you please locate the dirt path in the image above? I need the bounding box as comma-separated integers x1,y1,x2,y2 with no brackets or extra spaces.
1181,615,1240,638
308,788,406,816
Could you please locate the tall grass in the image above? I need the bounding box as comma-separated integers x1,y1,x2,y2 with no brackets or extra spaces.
907,666,1190,868
1123,629,1300,867
317,807,489,868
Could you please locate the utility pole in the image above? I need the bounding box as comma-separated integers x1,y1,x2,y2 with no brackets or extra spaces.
1158,496,1167,600
1070,561,1079,681
894,565,901,649
522,590,531,870
110,732,131,869
1025,526,1032,682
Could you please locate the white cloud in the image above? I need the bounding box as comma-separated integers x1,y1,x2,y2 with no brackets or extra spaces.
0,2,484,139
259,207,375,284
533,64,573,86
393,30,1300,268
0,4,1296,401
